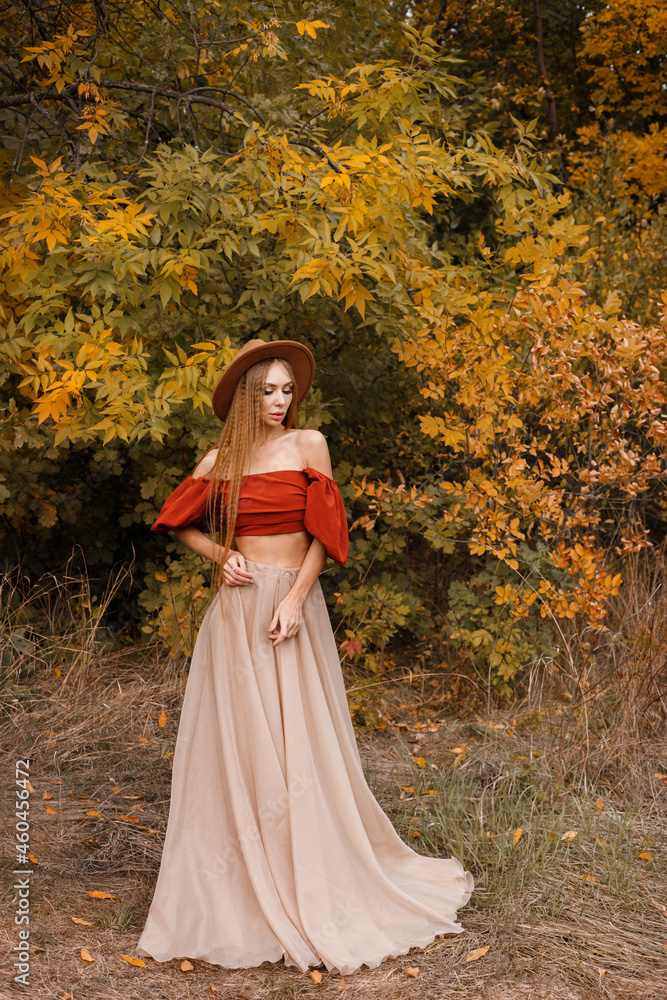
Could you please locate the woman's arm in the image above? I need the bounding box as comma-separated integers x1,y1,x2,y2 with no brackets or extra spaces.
268,537,326,646
268,431,336,646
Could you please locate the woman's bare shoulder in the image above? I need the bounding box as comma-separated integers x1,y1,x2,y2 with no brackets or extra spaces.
293,429,332,476
191,448,219,479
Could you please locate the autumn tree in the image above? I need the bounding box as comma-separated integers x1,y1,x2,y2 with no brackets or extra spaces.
2,0,666,693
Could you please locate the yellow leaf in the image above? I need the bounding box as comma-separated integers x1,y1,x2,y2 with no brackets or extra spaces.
88,890,117,899
309,970,323,983
27,853,38,864
71,917,92,926
465,945,490,962
121,955,146,968
180,960,194,972
637,852,653,861
512,827,523,846
595,798,604,810
158,710,167,727
85,810,102,818
560,830,578,842
582,873,596,883
155,570,168,582
80,948,94,963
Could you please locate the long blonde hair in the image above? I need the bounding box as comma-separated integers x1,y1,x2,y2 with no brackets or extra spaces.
204,356,300,593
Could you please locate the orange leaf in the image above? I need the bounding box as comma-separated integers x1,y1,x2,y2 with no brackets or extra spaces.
404,966,420,977
120,814,140,824
465,945,490,962
308,970,323,983
595,798,604,810
71,917,92,926
209,988,221,996
43,791,54,800
138,737,149,744
637,852,653,861
80,948,94,962
158,710,167,727
121,955,146,968
180,960,194,972
45,806,56,814
85,810,102,818
582,873,596,883
88,890,116,900
512,827,523,846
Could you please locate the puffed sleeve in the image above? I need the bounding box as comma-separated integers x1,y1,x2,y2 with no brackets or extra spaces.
303,467,349,565
151,475,211,534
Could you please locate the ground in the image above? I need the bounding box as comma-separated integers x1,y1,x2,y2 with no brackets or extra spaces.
1,646,665,999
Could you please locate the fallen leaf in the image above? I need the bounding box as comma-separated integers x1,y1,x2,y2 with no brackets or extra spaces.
597,968,607,977
88,890,116,900
180,960,194,972
71,917,92,926
413,756,426,767
596,836,609,848
85,810,102,818
512,827,523,846
651,773,667,784
138,737,149,744
582,873,596,883
404,966,420,977
120,814,140,824
338,978,348,990
55,668,62,677
123,795,142,800
158,710,167,727
26,781,36,793
308,970,323,983
465,945,490,962
42,791,54,800
637,852,653,861
209,988,220,996
560,830,578,842
80,948,94,962
595,798,604,810
121,955,146,968
27,853,38,864
45,806,56,814
400,785,415,793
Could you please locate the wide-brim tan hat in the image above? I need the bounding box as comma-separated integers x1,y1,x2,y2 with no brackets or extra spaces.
211,339,315,421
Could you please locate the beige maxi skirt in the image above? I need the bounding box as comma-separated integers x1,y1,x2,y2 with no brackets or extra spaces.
136,559,473,976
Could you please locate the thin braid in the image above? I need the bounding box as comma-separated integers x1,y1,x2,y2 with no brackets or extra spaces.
204,357,300,597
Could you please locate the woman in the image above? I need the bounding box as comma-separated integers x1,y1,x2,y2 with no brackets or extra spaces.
136,338,473,977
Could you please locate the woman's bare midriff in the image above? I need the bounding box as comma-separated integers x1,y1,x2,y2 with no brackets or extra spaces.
233,530,311,568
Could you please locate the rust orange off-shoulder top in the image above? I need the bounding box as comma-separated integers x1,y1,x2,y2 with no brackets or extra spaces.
151,467,348,566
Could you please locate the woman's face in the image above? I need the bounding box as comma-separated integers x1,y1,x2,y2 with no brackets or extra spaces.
261,360,294,430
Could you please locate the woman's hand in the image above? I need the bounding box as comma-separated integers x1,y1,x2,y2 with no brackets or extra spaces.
223,551,254,587
268,592,304,646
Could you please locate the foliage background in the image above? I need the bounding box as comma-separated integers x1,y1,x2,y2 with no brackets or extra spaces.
1,0,666,697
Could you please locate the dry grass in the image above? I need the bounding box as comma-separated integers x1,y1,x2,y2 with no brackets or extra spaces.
1,562,666,1000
